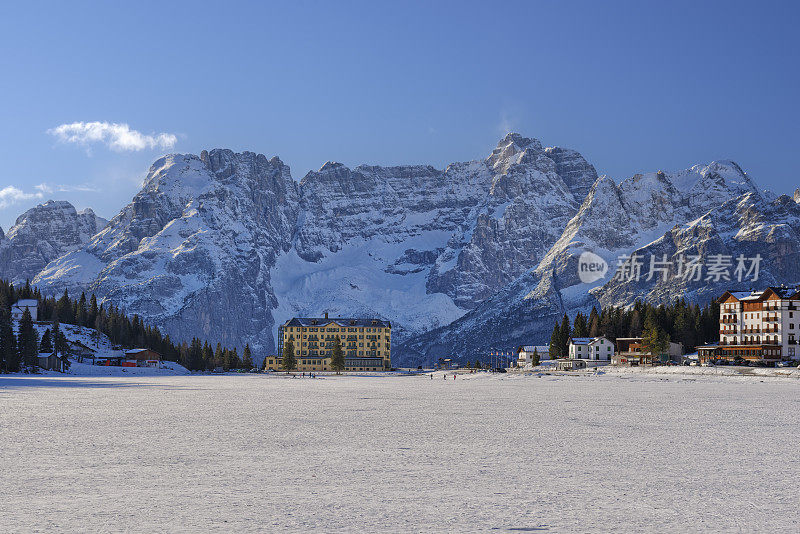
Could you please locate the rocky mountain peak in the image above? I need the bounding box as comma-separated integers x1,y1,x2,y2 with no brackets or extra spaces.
0,199,107,284
319,161,345,172
793,188,800,203
487,133,544,173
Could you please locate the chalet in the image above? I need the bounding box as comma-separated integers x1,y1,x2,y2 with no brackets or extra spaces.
12,299,38,321
613,338,683,366
124,348,162,368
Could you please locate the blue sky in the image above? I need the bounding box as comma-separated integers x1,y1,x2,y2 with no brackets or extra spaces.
1,0,798,229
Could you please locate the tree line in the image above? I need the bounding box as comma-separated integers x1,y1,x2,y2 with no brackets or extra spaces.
548,298,720,359
0,279,243,373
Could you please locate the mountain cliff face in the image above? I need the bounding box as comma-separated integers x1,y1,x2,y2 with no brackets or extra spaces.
2,134,792,364
0,200,107,284
398,160,782,364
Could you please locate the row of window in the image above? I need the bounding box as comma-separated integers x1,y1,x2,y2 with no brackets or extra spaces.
285,327,388,333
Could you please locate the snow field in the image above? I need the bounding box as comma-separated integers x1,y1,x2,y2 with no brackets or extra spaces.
1,373,799,532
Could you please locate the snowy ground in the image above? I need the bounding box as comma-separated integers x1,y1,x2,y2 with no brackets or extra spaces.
1,372,799,532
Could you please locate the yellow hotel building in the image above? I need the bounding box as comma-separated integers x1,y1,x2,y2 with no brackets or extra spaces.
267,313,391,372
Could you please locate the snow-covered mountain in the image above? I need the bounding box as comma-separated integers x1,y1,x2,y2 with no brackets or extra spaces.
2,134,793,364
0,200,107,284
400,162,798,364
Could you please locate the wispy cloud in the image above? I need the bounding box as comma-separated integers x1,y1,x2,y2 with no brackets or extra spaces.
497,113,519,136
48,121,177,152
34,182,99,194
0,186,43,209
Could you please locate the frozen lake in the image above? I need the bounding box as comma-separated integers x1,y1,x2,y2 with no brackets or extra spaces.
1,372,799,532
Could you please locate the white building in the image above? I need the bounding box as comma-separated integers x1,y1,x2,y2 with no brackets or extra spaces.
568,336,614,361
12,299,38,321
516,345,549,367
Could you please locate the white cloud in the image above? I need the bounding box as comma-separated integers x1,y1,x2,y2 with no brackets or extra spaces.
497,113,518,136
47,121,177,152
34,182,98,194
0,186,43,209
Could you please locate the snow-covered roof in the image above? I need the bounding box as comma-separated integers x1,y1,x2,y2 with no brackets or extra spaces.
519,345,548,353
13,299,38,307
723,287,800,302
284,317,391,328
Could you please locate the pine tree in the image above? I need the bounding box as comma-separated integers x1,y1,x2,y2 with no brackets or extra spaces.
39,329,53,353
77,292,88,327
588,307,601,338
0,297,18,372
549,323,562,359
531,349,540,366
53,321,68,359
17,309,39,369
628,309,643,337
56,289,73,324
214,343,224,369
559,313,571,357
202,342,214,370
282,339,297,372
188,338,204,371
242,344,254,370
330,336,345,374
89,294,99,326
642,315,669,361
572,312,588,338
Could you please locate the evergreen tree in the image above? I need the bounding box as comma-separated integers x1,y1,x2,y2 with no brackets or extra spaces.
77,292,88,326
282,339,297,372
588,306,601,337
214,343,224,369
242,344,254,370
642,316,669,360
628,309,643,337
330,336,345,374
39,329,53,353
531,349,540,366
188,338,204,371
53,321,68,358
0,297,18,372
17,309,39,369
559,313,571,357
202,342,214,370
56,289,73,324
549,323,562,359
89,294,99,326
572,312,588,338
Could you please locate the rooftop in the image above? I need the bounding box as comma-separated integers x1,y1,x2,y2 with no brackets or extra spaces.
284,317,391,328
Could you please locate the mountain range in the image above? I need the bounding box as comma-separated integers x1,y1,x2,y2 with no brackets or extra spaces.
2,133,798,365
